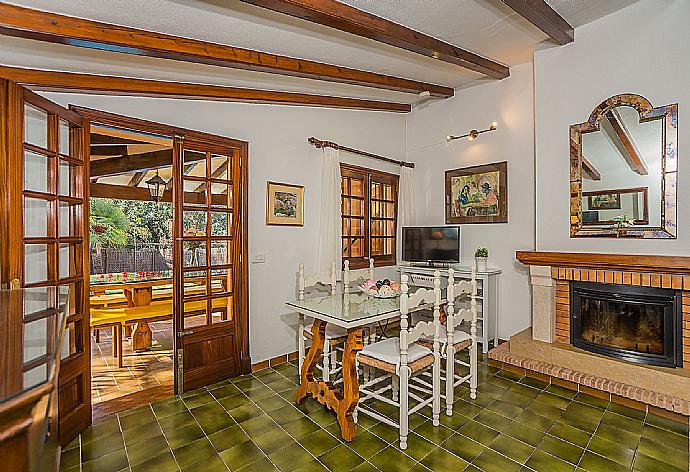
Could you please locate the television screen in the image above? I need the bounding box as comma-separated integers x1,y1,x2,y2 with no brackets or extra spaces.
402,226,460,263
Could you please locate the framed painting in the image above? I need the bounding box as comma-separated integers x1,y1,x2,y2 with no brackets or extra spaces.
445,161,507,224
587,192,621,210
266,181,304,226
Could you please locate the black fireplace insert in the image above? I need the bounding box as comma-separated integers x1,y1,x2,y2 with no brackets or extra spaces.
570,281,682,367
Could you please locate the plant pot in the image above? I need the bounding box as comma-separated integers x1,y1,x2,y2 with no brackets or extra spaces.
475,257,488,272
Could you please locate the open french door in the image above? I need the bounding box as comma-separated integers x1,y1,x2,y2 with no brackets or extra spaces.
0,79,91,445
172,137,249,393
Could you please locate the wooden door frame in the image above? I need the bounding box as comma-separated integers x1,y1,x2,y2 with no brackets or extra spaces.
72,106,251,391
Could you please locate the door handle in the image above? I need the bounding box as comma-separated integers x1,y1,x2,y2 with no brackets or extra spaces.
10,278,21,290
177,330,194,337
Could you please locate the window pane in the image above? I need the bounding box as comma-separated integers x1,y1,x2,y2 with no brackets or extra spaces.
183,210,206,236
211,183,232,209
351,179,363,197
59,119,71,156
61,319,83,360
185,150,207,177
25,243,50,284
351,219,363,236
183,179,207,208
351,200,363,217
24,317,47,363
59,159,79,197
59,201,81,237
211,295,232,324
210,155,230,181
184,270,207,298
211,240,231,267
183,300,208,328
24,197,50,238
24,150,50,193
351,238,363,257
59,243,82,279
183,240,207,268
372,238,382,256
211,212,230,237
211,268,232,294
24,104,48,149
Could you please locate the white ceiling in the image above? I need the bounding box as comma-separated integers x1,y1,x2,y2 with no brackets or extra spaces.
1,0,639,105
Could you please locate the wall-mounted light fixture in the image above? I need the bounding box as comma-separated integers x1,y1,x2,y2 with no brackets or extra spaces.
446,121,498,142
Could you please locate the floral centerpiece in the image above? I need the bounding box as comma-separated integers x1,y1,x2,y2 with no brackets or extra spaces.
359,278,401,298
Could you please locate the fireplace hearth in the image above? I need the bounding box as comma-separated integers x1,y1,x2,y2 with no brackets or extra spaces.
571,281,682,367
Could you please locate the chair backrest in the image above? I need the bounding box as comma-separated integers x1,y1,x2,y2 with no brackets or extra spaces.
445,267,477,339
343,259,375,294
399,272,441,368
298,261,337,301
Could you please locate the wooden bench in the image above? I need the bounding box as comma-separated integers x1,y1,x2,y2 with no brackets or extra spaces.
90,297,229,367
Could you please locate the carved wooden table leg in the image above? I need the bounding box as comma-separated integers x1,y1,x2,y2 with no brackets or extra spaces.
295,319,364,442
128,287,154,351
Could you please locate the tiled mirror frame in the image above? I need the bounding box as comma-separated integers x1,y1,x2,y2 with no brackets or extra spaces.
569,93,678,239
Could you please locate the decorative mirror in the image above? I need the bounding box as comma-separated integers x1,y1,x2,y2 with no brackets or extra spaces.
570,94,677,238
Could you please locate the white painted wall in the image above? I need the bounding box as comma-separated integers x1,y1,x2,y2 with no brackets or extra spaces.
38,93,405,363
534,0,690,253
406,62,536,339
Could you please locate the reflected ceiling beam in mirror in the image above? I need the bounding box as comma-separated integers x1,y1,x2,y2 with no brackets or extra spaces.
90,134,146,146
500,0,574,45
581,155,601,181
91,182,226,205
238,0,509,79
0,3,453,98
90,145,129,156
602,109,648,175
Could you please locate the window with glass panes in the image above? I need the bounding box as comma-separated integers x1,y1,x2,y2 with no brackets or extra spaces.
341,164,398,269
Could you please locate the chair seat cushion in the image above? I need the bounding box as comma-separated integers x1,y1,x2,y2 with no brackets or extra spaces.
304,324,348,340
421,329,471,345
358,337,432,366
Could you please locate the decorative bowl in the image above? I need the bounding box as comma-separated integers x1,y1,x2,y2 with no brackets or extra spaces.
358,285,401,298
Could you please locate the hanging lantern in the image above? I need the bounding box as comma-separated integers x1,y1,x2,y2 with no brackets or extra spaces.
145,170,167,202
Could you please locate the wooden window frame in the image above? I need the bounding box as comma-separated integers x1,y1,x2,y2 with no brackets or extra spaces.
340,163,398,269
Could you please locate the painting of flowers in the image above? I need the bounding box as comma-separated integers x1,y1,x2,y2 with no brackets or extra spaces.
266,181,304,226
445,162,507,224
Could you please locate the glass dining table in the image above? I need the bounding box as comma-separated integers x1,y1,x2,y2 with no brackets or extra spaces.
285,288,442,441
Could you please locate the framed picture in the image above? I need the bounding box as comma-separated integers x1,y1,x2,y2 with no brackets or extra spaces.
445,161,507,224
266,181,304,226
587,192,621,210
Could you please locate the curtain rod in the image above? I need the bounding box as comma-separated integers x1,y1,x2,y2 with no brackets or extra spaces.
308,137,415,169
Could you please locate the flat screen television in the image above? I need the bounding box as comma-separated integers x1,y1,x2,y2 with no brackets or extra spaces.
402,226,460,264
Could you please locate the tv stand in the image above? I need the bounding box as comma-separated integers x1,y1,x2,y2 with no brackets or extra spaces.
399,264,501,354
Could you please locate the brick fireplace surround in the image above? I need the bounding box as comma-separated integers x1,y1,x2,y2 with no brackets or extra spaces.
489,252,690,419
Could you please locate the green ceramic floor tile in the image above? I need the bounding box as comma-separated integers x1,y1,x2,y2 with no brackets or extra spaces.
495,369,524,382
586,435,634,468
273,404,309,425
457,420,500,446
180,453,229,471
237,456,279,471
80,430,125,462
545,384,577,400
525,450,576,472
515,410,557,432
256,394,291,413
507,383,542,400
369,421,400,443
209,383,241,400
441,434,486,462
347,430,388,459
208,424,251,452
194,410,236,435
219,393,250,411
640,423,688,451
500,390,536,408
300,430,340,457
476,382,508,399
632,451,686,472
119,408,157,431
158,410,197,433
254,427,295,454
453,399,483,419
173,436,217,468
126,435,170,466
164,422,205,449
547,422,591,448
471,448,522,472
396,432,436,461
350,461,379,472
235,377,265,392
81,418,121,445
81,448,129,472
578,451,630,472
537,435,584,465
240,414,277,436
190,401,226,418
599,411,643,435
486,400,525,420
60,447,81,470
534,392,571,410
420,446,469,471
605,402,646,421
228,403,265,423
183,390,216,409
122,419,164,447
438,411,471,430
318,444,365,472
268,442,314,471
645,412,689,435
503,421,545,447
490,434,534,464
283,416,321,439
573,393,609,410
519,377,549,390
474,409,513,430
129,450,177,472
525,401,565,420
636,436,689,470
369,446,417,472
592,423,640,450
220,440,267,470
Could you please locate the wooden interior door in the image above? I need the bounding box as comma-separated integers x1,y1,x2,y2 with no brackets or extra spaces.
0,80,91,445
173,138,248,393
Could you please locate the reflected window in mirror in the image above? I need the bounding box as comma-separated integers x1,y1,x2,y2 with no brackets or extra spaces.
570,94,677,238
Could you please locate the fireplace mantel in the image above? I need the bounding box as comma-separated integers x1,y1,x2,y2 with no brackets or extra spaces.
516,251,690,275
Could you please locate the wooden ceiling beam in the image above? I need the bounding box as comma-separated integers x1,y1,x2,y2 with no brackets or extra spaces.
602,109,648,175
581,155,601,181
91,182,225,205
90,149,184,178
127,171,147,187
90,145,129,156
239,0,509,79
0,65,411,113
0,2,453,98
500,0,574,45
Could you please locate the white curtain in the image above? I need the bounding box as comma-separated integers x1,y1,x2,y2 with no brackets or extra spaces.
397,166,416,264
316,147,342,276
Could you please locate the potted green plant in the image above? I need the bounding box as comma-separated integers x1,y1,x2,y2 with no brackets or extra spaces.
612,214,634,237
475,247,489,272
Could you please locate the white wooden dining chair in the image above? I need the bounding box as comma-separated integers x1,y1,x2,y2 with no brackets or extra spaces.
342,259,374,293
355,272,442,450
297,262,347,382
417,268,478,415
